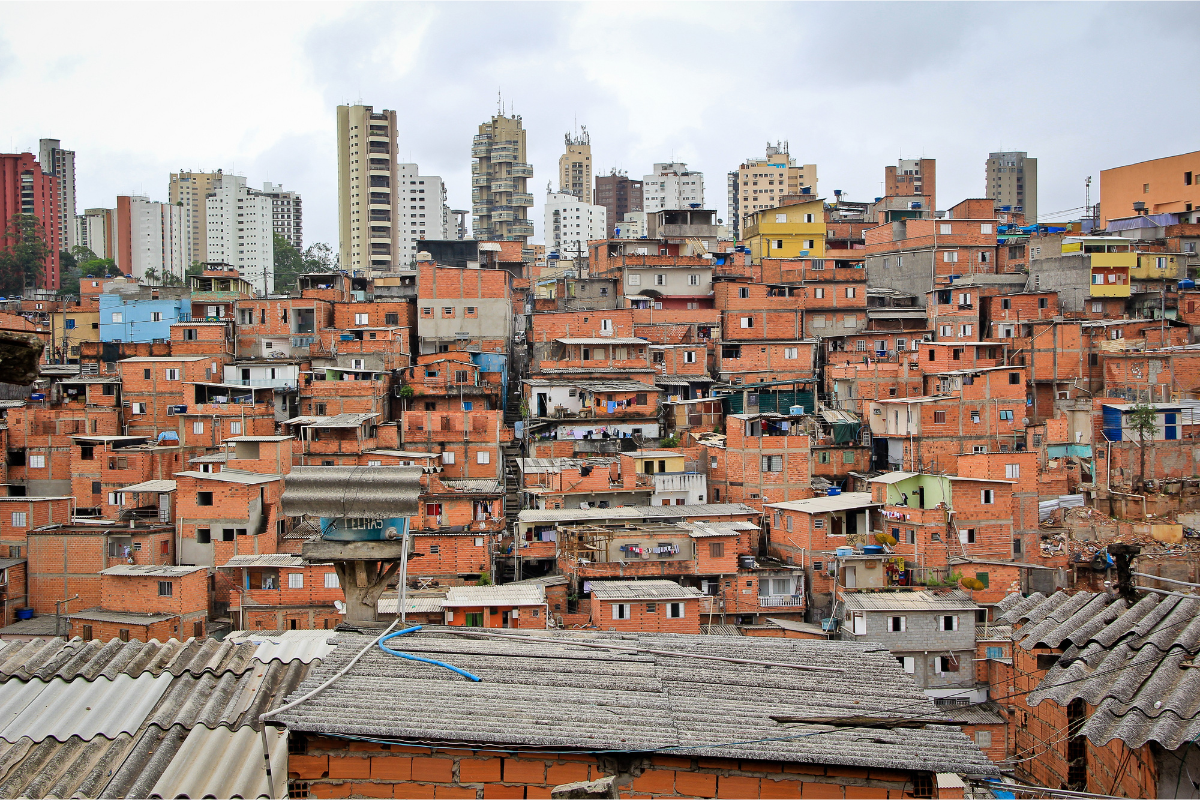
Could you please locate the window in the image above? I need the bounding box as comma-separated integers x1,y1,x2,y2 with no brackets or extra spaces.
981,489,994,504
441,451,454,464
119,629,130,642
325,572,340,588
131,402,146,415
813,287,824,299
959,324,972,337
709,542,725,558
906,529,916,544
11,512,26,527
940,615,959,631
933,410,947,424
738,287,750,299
784,347,798,359
740,317,754,328
775,213,787,223
421,307,432,317
975,730,992,749
889,616,906,632
940,223,952,235
613,603,631,620
667,602,684,618
655,274,666,286
972,445,988,454
193,420,205,434
111,312,123,323
28,454,44,469
688,274,699,286
628,274,641,286
158,581,173,597
971,411,980,424
845,287,855,298
476,451,490,464
196,528,211,544
943,251,958,263
814,518,825,530
960,528,976,544
761,455,782,472
999,410,1014,421
197,492,213,506
288,573,304,589
937,656,960,672
82,624,93,640
898,656,915,674
684,350,696,363
1005,463,1020,479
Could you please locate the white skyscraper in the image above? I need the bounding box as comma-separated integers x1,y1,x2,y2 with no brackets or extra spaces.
642,162,705,213
205,176,274,293
116,196,188,282
397,163,455,264
39,139,77,250
544,190,606,257
260,182,303,249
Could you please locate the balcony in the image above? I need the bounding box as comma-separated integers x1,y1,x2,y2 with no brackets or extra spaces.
368,144,390,154
492,210,515,223
230,378,296,388
512,192,534,207
510,223,535,237
471,142,491,158
472,176,492,187
511,163,534,178
369,193,391,206
491,180,515,193
758,595,804,607
490,145,517,161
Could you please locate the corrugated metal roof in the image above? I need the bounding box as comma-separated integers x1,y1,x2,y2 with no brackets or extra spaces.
444,585,545,607
100,565,204,578
68,610,177,625
438,478,504,494
0,673,173,743
701,625,743,636
0,637,259,682
589,580,706,601
225,435,294,442
765,493,879,514
518,503,758,524
148,724,286,800
1002,590,1200,749
867,471,919,484
275,629,998,775
247,638,337,665
377,596,446,615
304,412,379,428
841,591,979,613
117,479,177,493
556,337,648,345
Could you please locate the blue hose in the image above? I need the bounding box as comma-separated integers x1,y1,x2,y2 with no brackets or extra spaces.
378,625,482,682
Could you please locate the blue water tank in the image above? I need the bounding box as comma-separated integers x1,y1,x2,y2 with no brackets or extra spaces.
827,487,842,497
1180,280,1195,290
835,546,854,557
16,608,33,620
862,545,885,555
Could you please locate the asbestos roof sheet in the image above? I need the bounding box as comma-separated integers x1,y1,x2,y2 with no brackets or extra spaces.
275,629,998,775
0,673,173,743
0,637,260,682
589,580,705,601
765,493,879,514
67,610,177,625
377,596,446,615
220,554,305,569
149,724,286,800
444,585,546,607
841,591,979,613
304,412,379,428
555,337,648,345
117,479,177,494
517,503,758,524
174,469,282,485
100,565,205,578
1001,590,1200,749
867,471,920,484
438,478,504,494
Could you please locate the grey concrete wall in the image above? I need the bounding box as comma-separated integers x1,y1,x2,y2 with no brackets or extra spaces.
1026,254,1090,312
865,251,938,305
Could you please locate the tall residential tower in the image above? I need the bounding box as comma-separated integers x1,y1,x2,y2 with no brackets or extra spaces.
727,143,816,239
558,128,592,203
39,139,76,250
885,158,936,212
986,151,1037,222
337,104,399,272
169,170,223,266
594,170,644,238
472,113,533,244
643,162,704,214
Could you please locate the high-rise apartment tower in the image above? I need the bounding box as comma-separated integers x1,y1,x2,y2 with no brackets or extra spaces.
169,170,223,266
885,158,936,212
260,183,303,250
39,139,76,250
727,143,816,239
594,170,643,238
337,104,400,272
643,163,704,214
986,151,1037,222
559,129,592,203
472,114,533,243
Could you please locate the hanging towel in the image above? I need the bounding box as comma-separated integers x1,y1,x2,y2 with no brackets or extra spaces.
607,401,617,413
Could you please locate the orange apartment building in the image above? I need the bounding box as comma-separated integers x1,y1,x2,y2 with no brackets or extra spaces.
175,468,284,567
704,411,813,508
440,584,549,629
587,579,707,634
220,553,343,631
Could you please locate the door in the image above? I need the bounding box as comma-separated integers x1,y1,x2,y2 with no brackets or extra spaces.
501,611,511,628
832,516,843,537
844,565,857,588
537,394,548,417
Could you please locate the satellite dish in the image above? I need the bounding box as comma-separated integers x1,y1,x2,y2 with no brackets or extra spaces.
334,600,346,614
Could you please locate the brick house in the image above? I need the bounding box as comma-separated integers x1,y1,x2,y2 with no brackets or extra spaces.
68,564,208,641
704,412,813,508
588,579,707,634
0,557,27,626
175,469,284,567
220,553,342,631
441,584,548,629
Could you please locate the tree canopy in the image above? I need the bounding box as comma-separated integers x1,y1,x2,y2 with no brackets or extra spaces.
0,214,50,296
273,235,338,292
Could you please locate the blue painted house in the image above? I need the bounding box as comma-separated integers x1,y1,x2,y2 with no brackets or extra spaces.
99,293,188,343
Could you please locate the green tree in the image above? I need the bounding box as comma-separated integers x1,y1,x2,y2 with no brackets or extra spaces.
273,233,305,292
58,248,81,296
79,257,118,278
0,214,50,295
302,242,337,272
1128,402,1158,491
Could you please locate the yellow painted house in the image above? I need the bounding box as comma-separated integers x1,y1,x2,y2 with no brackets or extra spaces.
742,198,826,264
47,308,101,363
1131,252,1183,280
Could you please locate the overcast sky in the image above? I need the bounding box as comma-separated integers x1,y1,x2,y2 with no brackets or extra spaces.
3,2,1198,248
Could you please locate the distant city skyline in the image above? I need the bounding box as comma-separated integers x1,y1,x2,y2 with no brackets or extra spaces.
2,2,1198,248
